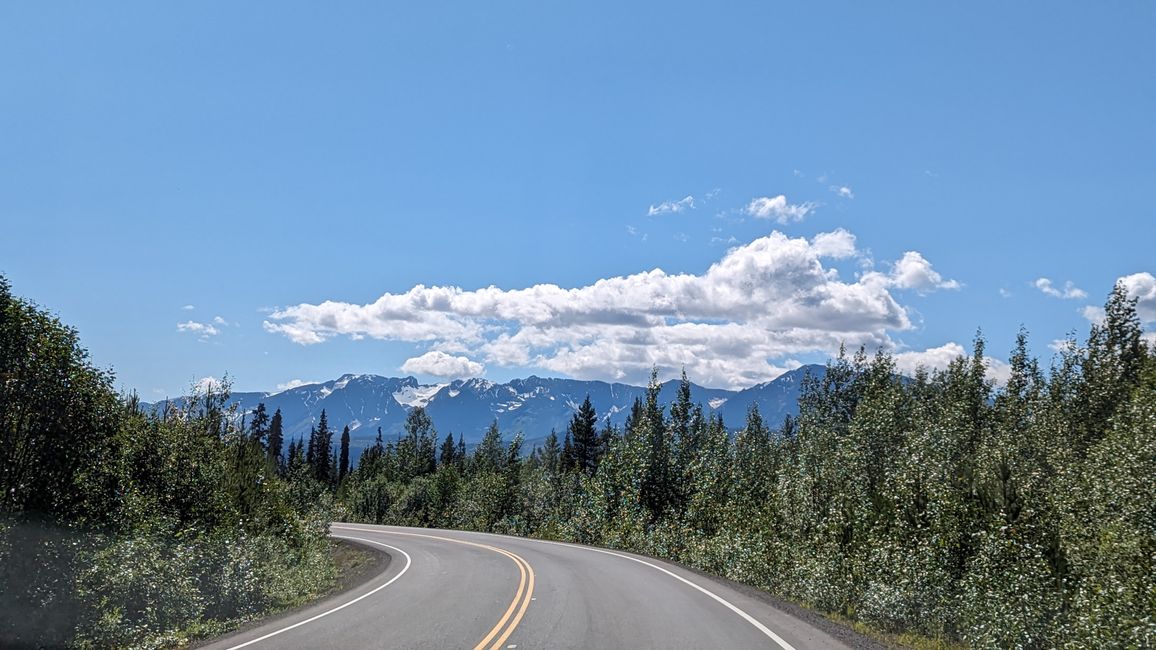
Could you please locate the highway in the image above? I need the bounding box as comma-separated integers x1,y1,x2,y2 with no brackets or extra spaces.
202,523,871,649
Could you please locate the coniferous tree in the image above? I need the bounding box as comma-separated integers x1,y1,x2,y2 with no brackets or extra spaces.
338,425,351,483
540,429,561,475
313,411,332,483
267,408,284,470
474,420,505,474
249,402,270,448
306,426,317,470
440,431,457,468
456,434,467,470
561,430,574,470
568,395,601,474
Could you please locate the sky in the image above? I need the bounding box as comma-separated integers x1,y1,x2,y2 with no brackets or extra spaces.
2,2,1154,397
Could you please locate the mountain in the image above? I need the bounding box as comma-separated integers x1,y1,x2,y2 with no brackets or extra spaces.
143,366,826,459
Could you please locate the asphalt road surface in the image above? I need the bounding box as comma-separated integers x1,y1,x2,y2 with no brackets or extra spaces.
202,523,868,649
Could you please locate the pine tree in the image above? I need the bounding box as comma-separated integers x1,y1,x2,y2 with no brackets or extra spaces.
474,420,505,474
313,410,332,483
540,429,561,475
456,434,467,470
267,407,284,471
338,424,351,483
568,395,601,474
440,431,457,468
249,402,270,448
306,425,317,469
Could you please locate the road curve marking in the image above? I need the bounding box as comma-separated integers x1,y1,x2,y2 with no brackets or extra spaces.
331,525,535,650
223,536,411,650
470,531,799,650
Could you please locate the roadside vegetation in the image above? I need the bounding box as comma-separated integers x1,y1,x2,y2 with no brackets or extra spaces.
0,275,340,648
3,272,1152,648
340,283,1155,649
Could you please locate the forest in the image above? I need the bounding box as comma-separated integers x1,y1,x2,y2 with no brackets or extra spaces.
0,275,339,648
2,272,1153,648
338,284,1155,648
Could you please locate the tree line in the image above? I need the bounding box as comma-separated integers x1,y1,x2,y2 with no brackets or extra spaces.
0,275,341,648
335,284,1154,648
2,270,1152,648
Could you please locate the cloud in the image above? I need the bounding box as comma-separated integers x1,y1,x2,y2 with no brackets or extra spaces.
262,229,949,388
894,342,1011,385
193,376,224,393
830,185,854,199
181,304,195,311
276,379,315,392
999,288,1013,299
1034,278,1087,300
744,195,814,224
1118,272,1156,322
401,351,485,379
1081,305,1106,324
647,195,695,216
810,229,857,259
886,251,961,293
177,320,220,339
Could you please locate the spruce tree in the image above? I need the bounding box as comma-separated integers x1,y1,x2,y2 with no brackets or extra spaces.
267,408,284,471
338,424,351,483
249,402,269,448
568,395,601,474
440,431,457,468
314,410,332,483
306,425,317,469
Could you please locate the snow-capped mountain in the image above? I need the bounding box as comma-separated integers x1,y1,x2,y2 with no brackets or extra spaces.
145,366,826,458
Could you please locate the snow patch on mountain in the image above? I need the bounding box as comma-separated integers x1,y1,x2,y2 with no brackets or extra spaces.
393,383,447,408
708,397,728,409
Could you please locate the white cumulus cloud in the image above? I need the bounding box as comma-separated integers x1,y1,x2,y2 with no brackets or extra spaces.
1118,272,1156,322
401,351,485,379
744,195,814,224
1034,278,1087,300
193,376,225,393
894,342,1011,385
276,379,315,392
177,320,220,339
830,185,854,199
647,195,695,216
887,251,961,294
263,229,962,388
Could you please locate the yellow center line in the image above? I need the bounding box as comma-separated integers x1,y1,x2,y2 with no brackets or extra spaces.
331,525,535,649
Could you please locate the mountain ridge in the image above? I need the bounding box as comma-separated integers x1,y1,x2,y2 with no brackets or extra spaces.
144,365,827,458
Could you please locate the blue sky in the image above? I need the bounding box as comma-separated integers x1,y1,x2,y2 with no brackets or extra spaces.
2,2,1154,396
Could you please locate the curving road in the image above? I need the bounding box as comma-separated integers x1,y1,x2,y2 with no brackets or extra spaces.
202,523,869,649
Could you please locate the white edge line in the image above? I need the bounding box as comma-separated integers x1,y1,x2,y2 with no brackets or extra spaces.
223,535,411,650
530,538,798,650
332,525,795,650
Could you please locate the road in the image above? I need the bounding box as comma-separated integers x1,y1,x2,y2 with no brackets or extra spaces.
202,523,869,649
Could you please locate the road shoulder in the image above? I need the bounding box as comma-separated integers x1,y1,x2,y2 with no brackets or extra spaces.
191,536,390,648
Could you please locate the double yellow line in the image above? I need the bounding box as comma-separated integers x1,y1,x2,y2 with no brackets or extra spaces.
333,526,535,650
470,540,534,650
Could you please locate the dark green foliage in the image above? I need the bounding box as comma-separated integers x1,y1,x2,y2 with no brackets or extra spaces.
567,395,601,474
268,407,284,471
338,284,1156,648
440,431,457,468
338,425,351,483
312,410,333,484
0,276,337,648
0,276,121,520
249,402,270,447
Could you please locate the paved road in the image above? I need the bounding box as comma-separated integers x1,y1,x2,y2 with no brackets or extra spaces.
203,523,863,649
